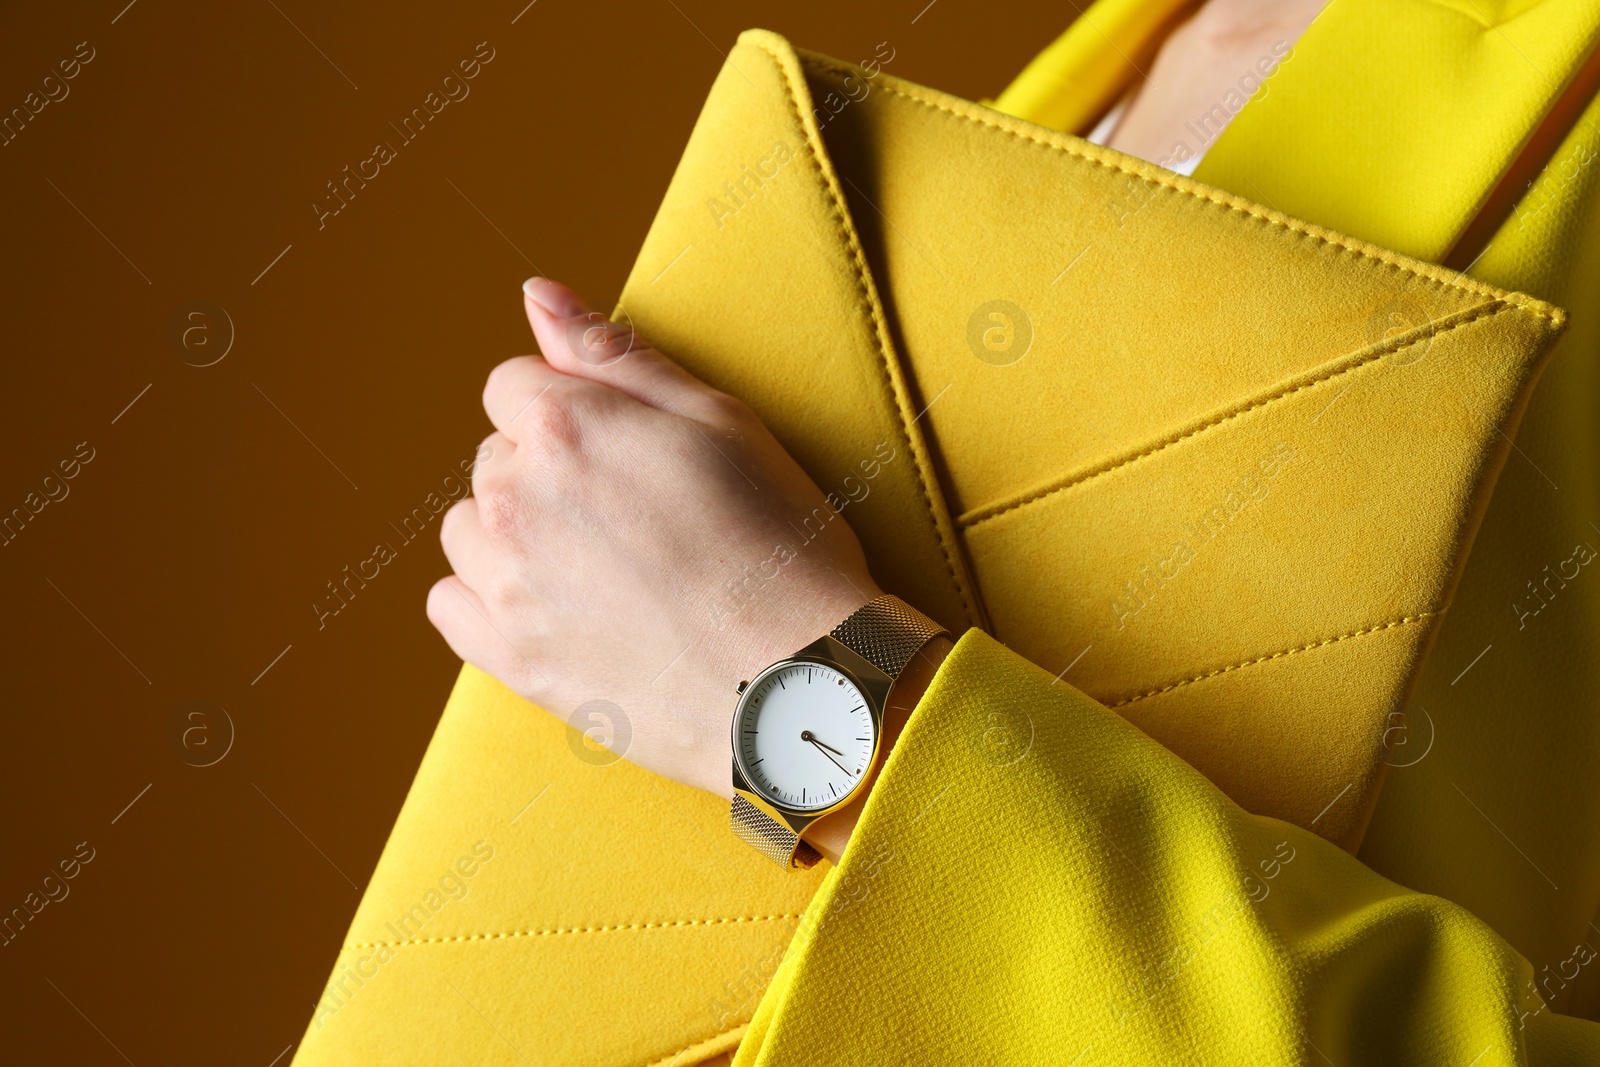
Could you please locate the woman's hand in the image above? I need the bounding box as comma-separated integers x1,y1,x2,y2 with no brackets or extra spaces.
427,278,883,800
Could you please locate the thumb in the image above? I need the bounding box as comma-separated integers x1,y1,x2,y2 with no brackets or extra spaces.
521,277,730,420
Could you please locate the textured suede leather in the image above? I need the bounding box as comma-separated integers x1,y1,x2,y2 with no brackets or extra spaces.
292,28,1570,1067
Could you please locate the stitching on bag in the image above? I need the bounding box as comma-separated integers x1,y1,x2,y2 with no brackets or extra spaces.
1109,612,1440,708
957,300,1516,529
798,53,1561,323
748,39,982,627
341,911,804,950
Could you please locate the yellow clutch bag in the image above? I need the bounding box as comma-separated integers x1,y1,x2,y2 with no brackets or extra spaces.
292,29,1566,1067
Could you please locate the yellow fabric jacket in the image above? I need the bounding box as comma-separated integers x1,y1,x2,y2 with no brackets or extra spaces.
292,3,1600,1065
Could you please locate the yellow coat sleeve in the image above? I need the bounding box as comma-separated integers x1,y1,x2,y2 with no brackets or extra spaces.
731,630,1600,1065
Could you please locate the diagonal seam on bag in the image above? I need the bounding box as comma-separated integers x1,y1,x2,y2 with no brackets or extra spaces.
958,299,1522,530
748,38,988,630
643,1020,748,1067
341,911,806,951
1108,611,1441,708
798,49,1565,320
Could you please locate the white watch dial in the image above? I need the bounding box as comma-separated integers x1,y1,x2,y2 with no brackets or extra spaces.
735,661,876,813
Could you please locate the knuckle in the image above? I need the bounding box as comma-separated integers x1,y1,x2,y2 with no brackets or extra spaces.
501,655,547,699
519,390,585,453
475,482,529,541
706,390,755,425
483,572,525,612
565,313,636,366
483,572,534,614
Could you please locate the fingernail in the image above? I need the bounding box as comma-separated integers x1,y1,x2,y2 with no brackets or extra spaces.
523,276,588,320
522,276,558,314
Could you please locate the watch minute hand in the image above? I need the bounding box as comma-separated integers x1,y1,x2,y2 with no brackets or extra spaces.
803,736,852,776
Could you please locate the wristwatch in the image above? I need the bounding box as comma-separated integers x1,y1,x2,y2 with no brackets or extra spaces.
729,594,948,868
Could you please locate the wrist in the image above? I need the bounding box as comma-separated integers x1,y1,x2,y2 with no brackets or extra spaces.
696,579,884,800
804,633,954,864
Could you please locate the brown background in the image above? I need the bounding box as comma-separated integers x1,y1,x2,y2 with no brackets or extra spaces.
0,1,1072,1062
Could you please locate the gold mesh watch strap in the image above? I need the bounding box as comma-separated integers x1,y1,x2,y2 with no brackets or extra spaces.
731,794,823,869
730,595,948,868
829,594,949,677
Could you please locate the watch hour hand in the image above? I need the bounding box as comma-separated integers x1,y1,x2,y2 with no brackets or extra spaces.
801,730,846,757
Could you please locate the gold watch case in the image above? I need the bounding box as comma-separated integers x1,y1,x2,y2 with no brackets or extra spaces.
729,633,895,837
